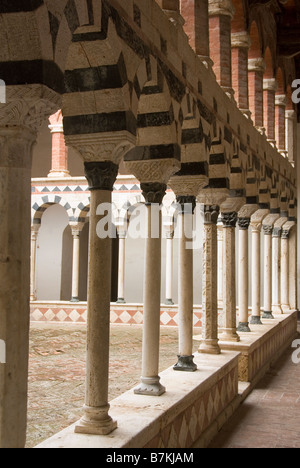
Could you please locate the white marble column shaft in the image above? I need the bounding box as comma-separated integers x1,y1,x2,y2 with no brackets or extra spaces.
30,224,40,301
237,218,251,332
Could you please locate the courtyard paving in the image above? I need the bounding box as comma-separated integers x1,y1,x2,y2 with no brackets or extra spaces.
27,323,183,448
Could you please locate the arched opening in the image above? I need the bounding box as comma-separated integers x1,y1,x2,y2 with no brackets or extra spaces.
35,204,70,301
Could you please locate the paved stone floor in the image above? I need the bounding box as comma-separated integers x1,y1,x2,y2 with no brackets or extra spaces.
27,323,182,448
27,321,300,449
209,320,300,449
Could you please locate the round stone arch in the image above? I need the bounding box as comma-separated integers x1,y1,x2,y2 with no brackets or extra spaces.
31,195,75,225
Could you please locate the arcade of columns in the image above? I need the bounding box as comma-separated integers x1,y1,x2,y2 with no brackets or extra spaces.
0,0,298,448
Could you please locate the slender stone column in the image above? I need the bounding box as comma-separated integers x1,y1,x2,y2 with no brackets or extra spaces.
172,196,197,371
288,223,297,311
217,220,223,307
169,172,208,368
116,226,127,304
262,214,280,319
281,227,290,312
48,110,70,178
74,161,118,435
30,223,41,301
220,211,240,342
200,205,221,354
237,217,251,332
250,209,269,324
262,225,274,319
70,226,82,303
250,222,262,324
134,183,167,394
272,216,288,314
165,226,175,305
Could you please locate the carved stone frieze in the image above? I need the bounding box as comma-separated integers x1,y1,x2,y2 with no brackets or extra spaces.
65,133,136,165
0,85,61,132
125,159,181,185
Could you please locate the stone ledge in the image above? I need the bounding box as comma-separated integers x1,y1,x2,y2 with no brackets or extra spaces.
36,351,240,449
218,311,298,383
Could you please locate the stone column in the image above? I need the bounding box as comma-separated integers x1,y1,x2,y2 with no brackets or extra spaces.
124,147,180,395
250,209,269,324
217,220,223,307
248,58,266,130
275,95,287,154
263,78,277,145
73,161,118,435
48,110,70,178
209,0,235,99
200,205,221,354
0,86,59,449
220,211,240,342
231,32,251,116
281,227,290,312
30,223,41,301
169,172,208,370
135,183,167,394
288,223,297,311
116,226,127,304
272,216,288,314
173,196,197,370
237,217,251,332
262,214,280,319
70,225,83,303
165,226,175,305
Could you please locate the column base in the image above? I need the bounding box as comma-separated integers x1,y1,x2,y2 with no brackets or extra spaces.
272,304,283,314
250,316,263,325
30,295,37,302
262,311,275,319
74,405,117,436
173,355,198,372
220,329,240,342
116,298,126,304
165,299,174,305
70,297,80,303
134,377,166,396
199,340,221,355
237,322,251,333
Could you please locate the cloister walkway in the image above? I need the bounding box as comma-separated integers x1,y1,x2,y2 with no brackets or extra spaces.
209,318,300,449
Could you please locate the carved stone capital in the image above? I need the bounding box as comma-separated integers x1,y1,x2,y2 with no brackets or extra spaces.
221,211,238,228
281,229,290,239
203,205,220,225
176,196,197,214
272,226,282,238
238,217,251,230
84,161,118,192
263,225,273,236
141,183,167,205
65,133,135,165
